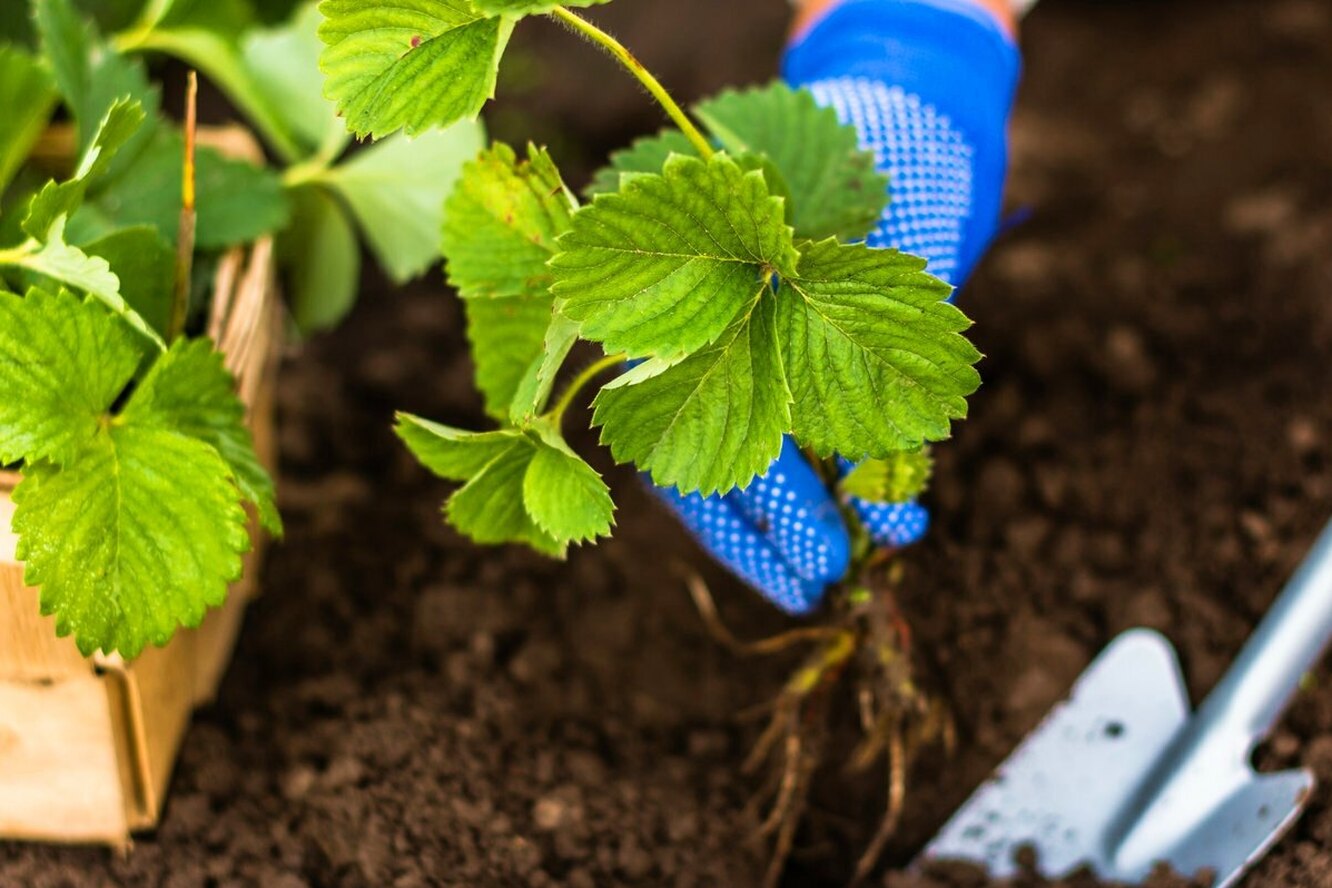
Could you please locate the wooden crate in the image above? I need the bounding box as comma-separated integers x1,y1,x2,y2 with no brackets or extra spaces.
0,230,280,848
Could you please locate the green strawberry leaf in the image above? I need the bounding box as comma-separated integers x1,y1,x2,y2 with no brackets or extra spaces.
695,82,889,242
585,128,697,197
395,413,612,553
442,142,577,301
318,0,514,139
592,287,789,495
13,425,249,658
464,294,556,420
521,424,614,544
509,310,578,424
122,339,281,535
778,239,980,459
552,153,798,362
1,289,274,657
5,216,164,349
75,126,290,250
82,226,176,338
840,448,934,503
324,121,485,283
23,97,147,241
0,287,143,466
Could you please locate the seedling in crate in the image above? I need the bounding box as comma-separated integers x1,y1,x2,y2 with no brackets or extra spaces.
316,0,981,878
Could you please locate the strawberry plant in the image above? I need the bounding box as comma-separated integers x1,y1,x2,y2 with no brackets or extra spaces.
311,1,980,562
314,3,984,877
0,0,482,657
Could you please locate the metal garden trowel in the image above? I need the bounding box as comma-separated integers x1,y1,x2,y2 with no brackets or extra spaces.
920,519,1332,886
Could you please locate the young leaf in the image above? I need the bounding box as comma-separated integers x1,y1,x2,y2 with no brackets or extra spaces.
0,287,143,467
473,0,609,16
318,0,514,139
521,426,614,544
585,128,697,197
695,82,889,242
442,142,576,300
552,153,799,362
122,339,282,535
395,414,613,552
840,449,934,503
464,295,555,420
592,288,790,495
0,45,57,196
280,185,361,331
23,97,147,240
778,239,980,459
324,121,486,282
13,425,250,657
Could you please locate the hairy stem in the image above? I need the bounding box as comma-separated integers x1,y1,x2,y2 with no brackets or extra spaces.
549,353,625,423
549,7,714,159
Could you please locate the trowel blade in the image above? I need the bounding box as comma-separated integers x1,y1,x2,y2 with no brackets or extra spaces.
918,629,1311,886
921,630,1190,878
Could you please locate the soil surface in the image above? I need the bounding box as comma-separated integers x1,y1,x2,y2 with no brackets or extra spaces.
6,0,1332,885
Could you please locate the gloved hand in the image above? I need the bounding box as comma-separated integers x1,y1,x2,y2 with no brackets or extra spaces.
655,0,1023,615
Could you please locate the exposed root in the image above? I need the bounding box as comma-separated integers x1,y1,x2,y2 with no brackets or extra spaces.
684,563,954,887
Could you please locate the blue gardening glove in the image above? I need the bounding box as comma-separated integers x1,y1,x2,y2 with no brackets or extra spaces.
657,0,1022,615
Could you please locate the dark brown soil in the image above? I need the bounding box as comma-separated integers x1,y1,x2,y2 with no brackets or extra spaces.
5,0,1332,885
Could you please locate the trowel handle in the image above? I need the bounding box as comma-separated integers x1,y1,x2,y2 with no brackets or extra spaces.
1198,518,1332,742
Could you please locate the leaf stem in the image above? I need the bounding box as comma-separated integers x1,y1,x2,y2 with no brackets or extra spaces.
549,353,625,423
549,7,714,159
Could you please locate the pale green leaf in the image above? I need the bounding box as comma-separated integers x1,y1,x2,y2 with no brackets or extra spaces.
464,294,555,420
441,142,575,300
592,288,789,495
552,153,798,362
585,128,696,197
696,82,889,242
318,0,514,139
123,339,281,535
0,45,58,196
0,287,142,466
240,0,348,156
778,239,979,459
324,120,485,282
521,425,613,545
279,185,360,331
840,448,934,503
13,425,250,657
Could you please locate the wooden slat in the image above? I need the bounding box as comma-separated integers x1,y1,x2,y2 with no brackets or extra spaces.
0,676,127,845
